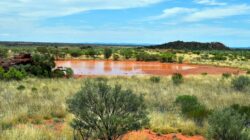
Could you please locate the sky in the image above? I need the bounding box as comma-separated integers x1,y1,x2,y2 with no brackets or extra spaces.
0,0,250,47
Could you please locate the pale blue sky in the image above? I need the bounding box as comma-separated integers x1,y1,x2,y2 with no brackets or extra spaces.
0,0,250,47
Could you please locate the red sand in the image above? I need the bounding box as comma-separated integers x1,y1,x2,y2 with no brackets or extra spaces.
56,60,244,76
122,129,205,140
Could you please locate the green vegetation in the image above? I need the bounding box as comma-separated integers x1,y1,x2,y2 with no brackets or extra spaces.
231,76,250,91
172,73,184,85
104,48,113,59
207,109,249,140
149,76,161,83
67,79,148,140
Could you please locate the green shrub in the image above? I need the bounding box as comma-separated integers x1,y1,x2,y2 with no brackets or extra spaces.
120,49,133,59
67,79,149,140
207,109,249,140
0,66,5,79
65,68,74,77
172,73,184,85
3,68,26,80
113,54,119,61
104,48,113,59
176,95,210,125
230,104,250,120
70,51,82,58
160,53,176,63
17,85,25,91
52,69,65,78
247,70,250,74
231,76,250,91
85,48,97,58
222,73,231,78
201,72,208,76
150,76,161,83
178,56,184,64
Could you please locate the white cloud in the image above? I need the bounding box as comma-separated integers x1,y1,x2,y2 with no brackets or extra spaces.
0,0,164,18
148,7,196,20
185,4,250,22
194,0,227,6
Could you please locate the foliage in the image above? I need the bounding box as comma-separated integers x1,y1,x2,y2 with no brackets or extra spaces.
52,69,65,78
0,48,8,58
178,56,184,64
230,104,250,120
67,79,149,140
175,95,210,125
0,67,5,79
120,49,133,59
104,48,113,59
135,52,159,61
113,54,119,61
85,48,98,58
70,51,82,58
29,54,55,77
160,53,176,63
222,73,231,78
172,73,184,85
150,76,161,83
17,85,26,91
65,68,74,77
3,67,27,80
207,109,249,140
231,76,250,91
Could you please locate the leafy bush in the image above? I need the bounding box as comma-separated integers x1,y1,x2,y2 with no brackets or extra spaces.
0,48,8,58
172,73,184,85
222,73,231,78
67,79,148,140
65,68,74,77
29,54,55,77
120,49,133,59
85,48,97,58
176,95,210,125
0,67,5,79
70,51,82,58
178,56,184,64
150,76,161,83
52,69,65,78
230,104,250,120
3,68,26,80
113,54,120,61
207,109,249,140
247,70,250,75
17,85,25,91
104,48,113,59
231,76,250,91
160,53,176,63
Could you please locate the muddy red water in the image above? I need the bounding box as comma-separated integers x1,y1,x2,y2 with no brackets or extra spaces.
55,60,243,76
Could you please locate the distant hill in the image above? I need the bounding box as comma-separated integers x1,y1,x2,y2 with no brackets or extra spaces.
146,41,230,50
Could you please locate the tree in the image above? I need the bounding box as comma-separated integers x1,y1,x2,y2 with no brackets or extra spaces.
85,48,97,59
104,48,113,59
207,109,249,140
67,79,148,140
120,49,133,60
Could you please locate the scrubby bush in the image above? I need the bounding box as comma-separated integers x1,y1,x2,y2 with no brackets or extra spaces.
176,95,210,125
247,70,250,75
178,56,184,64
222,73,231,78
207,109,249,140
3,68,26,80
67,79,148,140
150,76,161,83
160,53,176,63
85,48,97,58
52,69,65,78
104,48,113,59
17,85,25,91
113,54,119,61
0,48,8,58
230,104,250,120
120,49,133,59
172,73,184,85
231,76,250,91
0,67,5,79
70,51,82,58
65,68,74,77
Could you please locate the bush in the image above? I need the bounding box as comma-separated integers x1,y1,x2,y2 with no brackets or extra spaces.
52,69,65,78
230,104,250,120
176,95,210,125
17,85,25,91
231,76,250,91
70,51,82,58
113,54,119,61
85,48,97,58
0,67,5,79
3,68,26,80
247,70,250,75
178,56,184,64
120,49,133,59
207,109,249,140
172,73,184,85
104,48,113,59
222,73,231,78
67,79,148,140
65,68,74,77
150,76,161,83
160,53,176,63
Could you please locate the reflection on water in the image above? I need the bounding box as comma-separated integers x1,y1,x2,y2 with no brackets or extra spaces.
55,60,197,76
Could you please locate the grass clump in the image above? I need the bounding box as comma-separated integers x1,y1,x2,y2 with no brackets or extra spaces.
175,95,210,125
150,76,161,83
207,109,250,140
172,73,184,85
17,85,25,91
222,73,231,78
231,76,250,91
